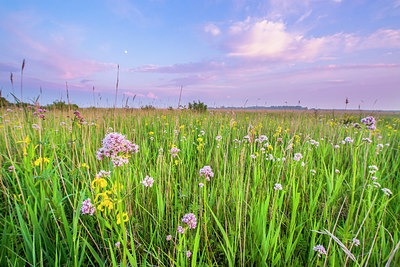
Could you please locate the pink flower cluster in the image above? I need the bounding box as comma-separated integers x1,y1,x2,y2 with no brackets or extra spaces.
170,147,181,157
96,133,139,166
73,111,85,125
313,245,327,257
361,116,376,131
199,166,214,181
81,198,96,216
33,108,47,119
182,213,197,229
96,170,111,179
141,175,155,187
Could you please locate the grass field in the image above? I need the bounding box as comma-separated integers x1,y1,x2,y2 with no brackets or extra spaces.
0,107,399,266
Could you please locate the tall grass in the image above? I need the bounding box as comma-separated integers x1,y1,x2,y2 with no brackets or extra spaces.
0,108,399,266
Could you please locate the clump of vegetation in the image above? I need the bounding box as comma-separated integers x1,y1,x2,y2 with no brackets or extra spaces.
188,100,207,112
141,105,156,110
0,96,10,107
46,100,79,110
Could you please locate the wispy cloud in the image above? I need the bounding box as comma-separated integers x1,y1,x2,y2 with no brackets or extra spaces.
130,61,226,74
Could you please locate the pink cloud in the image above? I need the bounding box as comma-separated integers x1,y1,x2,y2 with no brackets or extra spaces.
122,90,157,99
222,17,400,62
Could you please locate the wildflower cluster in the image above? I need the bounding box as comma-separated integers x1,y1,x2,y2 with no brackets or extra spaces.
141,176,155,187
81,198,96,216
33,108,47,119
73,110,85,125
170,146,180,158
200,166,214,181
313,245,327,257
182,213,197,229
361,116,376,131
274,183,283,191
293,153,303,161
96,132,139,167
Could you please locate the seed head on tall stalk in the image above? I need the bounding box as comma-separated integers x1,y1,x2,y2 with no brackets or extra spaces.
21,59,25,102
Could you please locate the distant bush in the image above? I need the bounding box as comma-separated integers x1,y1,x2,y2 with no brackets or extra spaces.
188,100,207,112
46,100,79,110
141,105,156,111
0,97,11,107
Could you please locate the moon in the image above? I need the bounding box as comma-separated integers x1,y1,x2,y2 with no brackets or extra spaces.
124,50,128,54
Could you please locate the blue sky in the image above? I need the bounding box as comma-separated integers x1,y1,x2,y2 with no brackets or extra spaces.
0,0,399,109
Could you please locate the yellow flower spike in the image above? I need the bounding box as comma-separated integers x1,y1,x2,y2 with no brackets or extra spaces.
17,136,31,144
117,212,129,224
94,190,111,202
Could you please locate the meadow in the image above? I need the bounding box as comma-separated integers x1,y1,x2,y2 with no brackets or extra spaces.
0,107,399,266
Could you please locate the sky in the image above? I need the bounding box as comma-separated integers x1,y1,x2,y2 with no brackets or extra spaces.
0,0,399,110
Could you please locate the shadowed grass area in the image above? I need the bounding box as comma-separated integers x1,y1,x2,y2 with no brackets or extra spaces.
0,107,399,266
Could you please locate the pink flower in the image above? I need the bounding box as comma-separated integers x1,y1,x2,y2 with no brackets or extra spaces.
81,198,96,216
115,242,121,248
177,226,185,234
166,235,172,241
170,147,181,158
141,176,154,187
96,133,139,161
313,245,327,257
182,213,197,229
186,250,192,258
199,166,214,181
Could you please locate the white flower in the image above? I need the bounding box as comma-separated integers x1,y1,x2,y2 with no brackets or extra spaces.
344,137,353,143
274,183,283,191
352,238,360,247
141,176,154,187
381,188,393,196
313,245,327,257
293,153,303,161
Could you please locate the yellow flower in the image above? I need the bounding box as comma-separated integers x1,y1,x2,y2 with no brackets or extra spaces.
197,138,203,143
149,131,154,135
267,145,273,151
81,163,89,169
92,178,108,189
98,199,114,211
17,136,31,144
117,212,129,224
175,159,179,165
34,157,50,166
